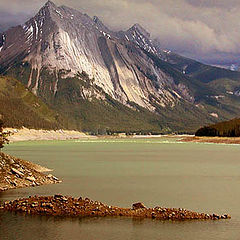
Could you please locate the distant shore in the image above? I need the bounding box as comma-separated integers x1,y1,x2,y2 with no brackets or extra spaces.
6,128,97,142
5,128,192,142
180,136,240,144
9,127,237,145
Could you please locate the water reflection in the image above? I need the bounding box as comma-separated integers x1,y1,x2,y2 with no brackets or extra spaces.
0,211,235,240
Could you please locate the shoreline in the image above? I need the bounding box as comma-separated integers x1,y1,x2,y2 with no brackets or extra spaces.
6,128,97,142
5,127,192,143
0,152,61,192
5,127,239,145
180,136,240,145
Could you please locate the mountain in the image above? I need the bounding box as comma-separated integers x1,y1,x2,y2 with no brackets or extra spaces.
195,118,240,137
1,1,240,133
0,1,194,108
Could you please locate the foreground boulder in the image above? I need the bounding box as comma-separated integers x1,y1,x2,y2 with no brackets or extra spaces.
132,202,146,210
0,195,231,221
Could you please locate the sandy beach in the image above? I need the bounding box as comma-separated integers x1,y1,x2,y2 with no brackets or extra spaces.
5,128,186,142
6,128,96,142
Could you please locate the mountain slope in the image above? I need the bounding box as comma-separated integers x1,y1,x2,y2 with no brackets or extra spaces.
0,75,67,129
119,25,240,95
1,1,240,133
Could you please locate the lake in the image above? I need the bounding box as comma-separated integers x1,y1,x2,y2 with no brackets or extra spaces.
0,138,240,240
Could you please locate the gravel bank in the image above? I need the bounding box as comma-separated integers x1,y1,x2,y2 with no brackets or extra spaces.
180,136,240,144
0,195,231,221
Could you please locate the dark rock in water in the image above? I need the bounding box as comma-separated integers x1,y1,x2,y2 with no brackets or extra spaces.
213,214,220,220
151,212,157,219
54,194,63,199
132,202,146,210
225,214,231,219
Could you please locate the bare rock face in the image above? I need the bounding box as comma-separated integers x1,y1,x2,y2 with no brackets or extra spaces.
0,1,194,112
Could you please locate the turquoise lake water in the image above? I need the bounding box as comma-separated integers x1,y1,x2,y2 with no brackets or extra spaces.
0,138,240,240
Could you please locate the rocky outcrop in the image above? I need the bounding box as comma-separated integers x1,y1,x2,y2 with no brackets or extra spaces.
132,202,146,210
0,152,61,191
0,195,231,221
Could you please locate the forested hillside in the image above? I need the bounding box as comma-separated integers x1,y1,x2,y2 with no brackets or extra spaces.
0,76,67,129
195,118,240,137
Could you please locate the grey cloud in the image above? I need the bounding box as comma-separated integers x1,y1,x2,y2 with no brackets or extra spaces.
0,0,239,65
0,11,32,31
185,0,240,9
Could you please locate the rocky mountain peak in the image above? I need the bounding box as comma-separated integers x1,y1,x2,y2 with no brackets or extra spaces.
44,0,57,9
33,0,57,23
120,23,157,55
0,1,202,117
93,16,111,34
129,23,150,39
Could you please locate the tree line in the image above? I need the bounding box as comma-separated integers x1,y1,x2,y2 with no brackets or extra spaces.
195,118,240,137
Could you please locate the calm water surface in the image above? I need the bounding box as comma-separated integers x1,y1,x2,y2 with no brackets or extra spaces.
0,138,240,240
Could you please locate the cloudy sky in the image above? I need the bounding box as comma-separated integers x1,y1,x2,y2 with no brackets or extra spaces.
0,0,239,65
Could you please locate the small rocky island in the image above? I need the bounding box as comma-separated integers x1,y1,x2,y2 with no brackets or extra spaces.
0,195,231,221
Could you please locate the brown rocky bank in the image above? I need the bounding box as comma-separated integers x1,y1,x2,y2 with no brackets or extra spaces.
180,136,240,144
0,195,231,221
0,152,61,191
